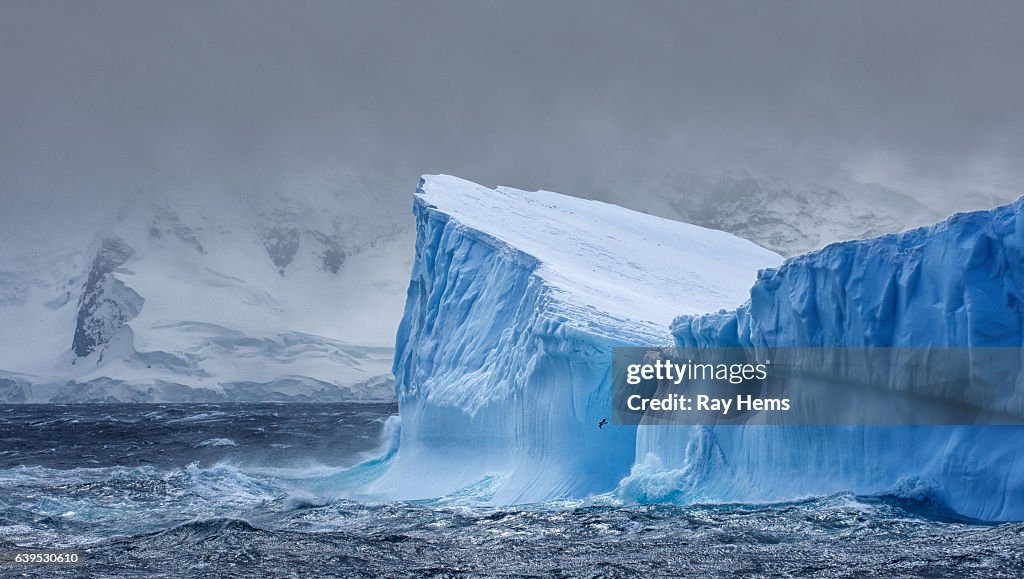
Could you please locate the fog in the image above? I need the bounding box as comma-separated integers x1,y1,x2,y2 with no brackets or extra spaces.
2,0,1022,225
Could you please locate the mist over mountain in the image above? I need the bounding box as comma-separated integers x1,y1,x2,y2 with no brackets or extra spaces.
2,163,1011,402
1,1,1021,401
599,170,948,256
2,1,1023,229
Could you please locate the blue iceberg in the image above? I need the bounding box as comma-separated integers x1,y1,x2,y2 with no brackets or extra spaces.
373,174,1024,521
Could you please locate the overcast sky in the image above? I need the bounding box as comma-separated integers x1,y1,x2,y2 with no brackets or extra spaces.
2,0,1023,222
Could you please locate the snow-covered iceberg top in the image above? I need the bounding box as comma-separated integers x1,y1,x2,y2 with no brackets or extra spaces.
414,175,782,345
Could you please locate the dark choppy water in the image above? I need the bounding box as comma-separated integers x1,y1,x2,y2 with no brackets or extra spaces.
1,404,1022,577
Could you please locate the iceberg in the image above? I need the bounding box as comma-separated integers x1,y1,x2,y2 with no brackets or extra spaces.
644,198,1024,521
371,175,782,502
374,175,1024,521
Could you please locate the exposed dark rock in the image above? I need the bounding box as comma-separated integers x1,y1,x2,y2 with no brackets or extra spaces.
72,237,144,358
313,232,347,274
261,226,300,275
148,209,206,254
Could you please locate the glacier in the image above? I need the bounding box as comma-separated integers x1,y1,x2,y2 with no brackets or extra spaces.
369,175,782,502
644,197,1024,521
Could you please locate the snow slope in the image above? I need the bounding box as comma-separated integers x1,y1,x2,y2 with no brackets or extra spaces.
0,188,412,402
645,198,1024,520
370,175,781,502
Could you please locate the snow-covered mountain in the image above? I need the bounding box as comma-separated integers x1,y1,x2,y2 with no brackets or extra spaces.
598,170,945,256
0,186,413,403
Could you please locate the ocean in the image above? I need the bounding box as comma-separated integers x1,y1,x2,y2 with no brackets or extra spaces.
1,403,1021,577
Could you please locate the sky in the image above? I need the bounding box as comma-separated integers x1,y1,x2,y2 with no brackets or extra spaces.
2,0,1023,224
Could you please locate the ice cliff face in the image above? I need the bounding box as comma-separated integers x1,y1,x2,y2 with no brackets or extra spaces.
674,198,1024,351
371,175,781,502
645,198,1024,521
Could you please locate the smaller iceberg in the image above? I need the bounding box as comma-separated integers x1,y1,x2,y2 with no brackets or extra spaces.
624,198,1024,521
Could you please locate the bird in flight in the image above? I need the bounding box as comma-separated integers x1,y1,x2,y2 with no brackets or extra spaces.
598,418,608,429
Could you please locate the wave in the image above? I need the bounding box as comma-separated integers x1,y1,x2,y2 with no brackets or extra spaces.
194,437,238,447
290,414,402,499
